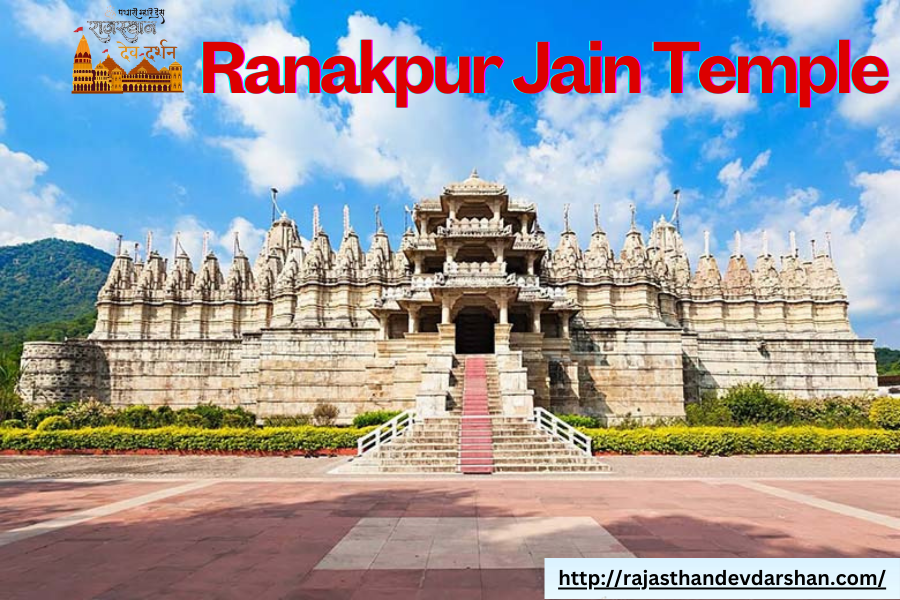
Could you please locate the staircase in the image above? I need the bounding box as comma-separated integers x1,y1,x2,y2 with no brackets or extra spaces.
342,354,610,474
458,357,494,474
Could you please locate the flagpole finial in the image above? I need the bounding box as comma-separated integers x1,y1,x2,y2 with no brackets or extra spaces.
703,230,710,257
789,231,798,257
375,205,383,233
733,230,742,257
312,205,320,236
343,205,350,236
593,204,600,233
563,203,571,233
630,203,637,231
762,229,769,256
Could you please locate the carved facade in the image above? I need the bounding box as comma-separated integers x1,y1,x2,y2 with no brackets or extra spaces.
18,171,877,423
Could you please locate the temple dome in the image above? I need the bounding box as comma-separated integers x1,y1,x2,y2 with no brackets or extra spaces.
75,35,90,58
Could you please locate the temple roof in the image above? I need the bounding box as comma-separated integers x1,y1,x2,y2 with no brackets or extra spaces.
75,35,90,57
100,56,124,73
442,169,507,196
128,59,159,75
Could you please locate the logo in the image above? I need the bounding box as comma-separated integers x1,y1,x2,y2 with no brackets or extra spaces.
71,5,180,94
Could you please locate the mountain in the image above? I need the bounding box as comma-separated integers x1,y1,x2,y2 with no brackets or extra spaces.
0,239,112,333
876,347,900,376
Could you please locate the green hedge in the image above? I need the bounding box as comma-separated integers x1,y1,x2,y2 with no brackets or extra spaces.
0,425,372,453
584,426,900,456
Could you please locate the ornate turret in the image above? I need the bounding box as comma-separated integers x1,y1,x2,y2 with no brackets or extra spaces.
583,205,613,277
618,205,650,278
194,250,225,298
225,235,256,301
335,205,364,279
780,231,810,300
751,231,782,299
690,231,723,298
808,237,846,300
722,231,754,299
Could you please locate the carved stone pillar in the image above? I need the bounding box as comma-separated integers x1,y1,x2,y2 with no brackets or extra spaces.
407,306,420,333
531,304,542,333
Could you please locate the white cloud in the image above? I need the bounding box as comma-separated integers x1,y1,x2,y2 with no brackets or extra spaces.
0,142,120,252
11,0,79,44
154,94,193,138
150,214,268,264
208,13,759,247
717,150,771,205
749,0,869,52
702,122,742,161
839,0,900,125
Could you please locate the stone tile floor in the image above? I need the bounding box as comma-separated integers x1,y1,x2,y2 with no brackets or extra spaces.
0,458,897,599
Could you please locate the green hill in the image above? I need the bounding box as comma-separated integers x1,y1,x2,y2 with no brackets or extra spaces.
876,347,900,376
0,239,112,333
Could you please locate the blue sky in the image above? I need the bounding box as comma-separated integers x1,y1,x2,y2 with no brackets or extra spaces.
1,0,899,345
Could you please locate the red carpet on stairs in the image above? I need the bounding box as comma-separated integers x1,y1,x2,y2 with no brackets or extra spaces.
459,357,493,474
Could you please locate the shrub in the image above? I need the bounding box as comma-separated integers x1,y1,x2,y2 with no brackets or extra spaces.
186,404,227,428
175,412,206,428
155,406,176,426
115,405,159,429
0,425,372,453
0,392,25,422
264,415,311,427
352,410,401,428
313,403,339,427
221,410,256,428
1,419,25,429
64,399,116,428
555,413,603,428
685,394,734,426
36,416,72,431
791,397,873,428
585,426,900,456
721,383,794,425
870,397,900,430
26,404,68,429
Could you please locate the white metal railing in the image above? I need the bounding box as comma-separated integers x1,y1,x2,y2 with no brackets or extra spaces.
532,407,592,456
356,410,417,456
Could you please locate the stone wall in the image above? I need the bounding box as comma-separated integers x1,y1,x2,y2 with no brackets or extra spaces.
688,335,878,399
512,327,686,424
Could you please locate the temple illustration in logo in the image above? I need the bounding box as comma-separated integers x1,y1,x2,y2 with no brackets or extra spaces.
72,34,182,94
18,171,877,423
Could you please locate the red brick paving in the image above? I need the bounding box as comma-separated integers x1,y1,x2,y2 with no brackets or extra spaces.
0,479,896,599
762,479,900,518
0,480,172,530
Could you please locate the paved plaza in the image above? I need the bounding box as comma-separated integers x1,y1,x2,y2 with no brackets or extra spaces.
0,456,897,599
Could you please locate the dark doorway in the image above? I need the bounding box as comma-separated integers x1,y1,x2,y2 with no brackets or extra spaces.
455,307,495,354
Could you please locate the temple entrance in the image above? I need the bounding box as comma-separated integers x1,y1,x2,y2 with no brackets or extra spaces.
454,307,495,354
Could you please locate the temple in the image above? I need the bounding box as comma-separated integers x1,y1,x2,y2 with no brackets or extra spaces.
18,171,877,423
